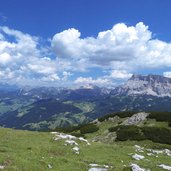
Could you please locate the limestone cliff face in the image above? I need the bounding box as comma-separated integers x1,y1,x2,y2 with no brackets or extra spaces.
111,74,171,97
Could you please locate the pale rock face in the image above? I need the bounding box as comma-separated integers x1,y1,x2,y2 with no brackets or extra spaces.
123,112,149,125
111,74,171,97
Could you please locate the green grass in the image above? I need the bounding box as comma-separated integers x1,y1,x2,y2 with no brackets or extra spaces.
143,119,170,128
73,102,95,113
0,128,87,171
0,112,171,171
0,125,170,170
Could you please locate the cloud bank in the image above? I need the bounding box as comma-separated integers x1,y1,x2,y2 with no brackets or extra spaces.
0,22,171,86
0,26,59,86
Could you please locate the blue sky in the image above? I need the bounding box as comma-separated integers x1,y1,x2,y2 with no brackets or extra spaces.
0,0,171,87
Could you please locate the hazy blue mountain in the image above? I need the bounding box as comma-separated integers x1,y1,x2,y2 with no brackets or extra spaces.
0,74,171,130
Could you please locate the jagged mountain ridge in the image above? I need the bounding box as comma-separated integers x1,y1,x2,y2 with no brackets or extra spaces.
19,85,111,100
2,74,171,98
111,74,171,97
19,74,171,98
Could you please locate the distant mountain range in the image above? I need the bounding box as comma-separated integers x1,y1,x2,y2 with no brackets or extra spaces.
20,85,110,100
0,74,171,130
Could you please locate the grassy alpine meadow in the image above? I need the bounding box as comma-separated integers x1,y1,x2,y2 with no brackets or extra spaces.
0,125,171,171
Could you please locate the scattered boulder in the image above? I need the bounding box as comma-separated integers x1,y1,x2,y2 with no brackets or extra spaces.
0,165,5,170
134,145,144,153
130,164,150,171
47,164,52,169
65,140,78,146
132,154,145,160
158,164,171,170
164,149,171,156
72,146,79,154
89,168,108,171
88,164,112,171
51,132,90,155
79,137,91,145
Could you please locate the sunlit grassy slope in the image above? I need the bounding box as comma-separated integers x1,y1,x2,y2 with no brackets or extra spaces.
0,115,171,171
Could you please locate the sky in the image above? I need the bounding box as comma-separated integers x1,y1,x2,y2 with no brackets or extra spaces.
0,0,171,87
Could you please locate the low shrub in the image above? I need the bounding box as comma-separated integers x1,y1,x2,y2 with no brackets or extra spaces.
80,124,99,134
70,132,85,138
169,122,171,127
98,113,116,122
118,121,122,124
141,127,171,145
116,111,135,118
116,125,145,141
148,112,171,122
108,126,120,132
53,126,78,133
122,167,132,171
98,111,136,122
52,123,90,133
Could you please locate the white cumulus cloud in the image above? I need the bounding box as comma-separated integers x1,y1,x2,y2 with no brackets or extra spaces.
74,77,111,86
0,26,59,85
1,22,171,87
109,70,132,79
52,22,171,71
163,72,171,78
0,52,12,65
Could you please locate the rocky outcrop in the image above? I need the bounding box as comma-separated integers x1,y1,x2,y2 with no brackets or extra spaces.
122,112,149,125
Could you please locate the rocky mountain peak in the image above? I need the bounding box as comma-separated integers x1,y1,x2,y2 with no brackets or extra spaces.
111,74,171,97
129,74,171,83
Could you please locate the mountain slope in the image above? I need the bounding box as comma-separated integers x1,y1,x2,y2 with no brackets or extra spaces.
0,111,171,171
1,74,171,130
0,99,87,130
